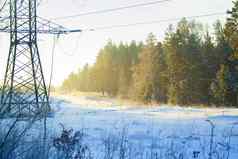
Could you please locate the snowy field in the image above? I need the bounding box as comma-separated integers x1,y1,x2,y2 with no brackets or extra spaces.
43,95,238,159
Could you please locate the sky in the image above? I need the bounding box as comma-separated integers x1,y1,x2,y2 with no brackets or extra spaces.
0,0,234,86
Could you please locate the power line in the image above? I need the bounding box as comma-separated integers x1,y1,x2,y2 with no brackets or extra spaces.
0,11,227,34
0,0,7,13
58,32,83,56
48,34,59,97
84,12,227,31
52,0,172,20
43,11,226,33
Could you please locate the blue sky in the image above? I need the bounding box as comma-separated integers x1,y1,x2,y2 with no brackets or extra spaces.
0,0,234,86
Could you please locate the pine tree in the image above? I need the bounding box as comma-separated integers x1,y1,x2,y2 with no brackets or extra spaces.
132,33,156,102
152,42,168,103
117,42,130,97
200,30,216,104
211,65,229,105
211,2,238,107
79,64,90,92
164,19,204,105
62,72,78,92
132,33,167,103
93,49,107,95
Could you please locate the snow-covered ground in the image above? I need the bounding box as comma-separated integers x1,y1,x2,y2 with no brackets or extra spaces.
46,95,238,159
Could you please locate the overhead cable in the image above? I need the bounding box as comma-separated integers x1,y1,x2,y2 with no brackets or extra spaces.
52,0,172,20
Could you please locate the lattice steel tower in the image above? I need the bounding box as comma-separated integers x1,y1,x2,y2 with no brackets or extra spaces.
0,0,50,117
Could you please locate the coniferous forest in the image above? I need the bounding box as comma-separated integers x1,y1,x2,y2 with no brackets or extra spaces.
61,2,238,107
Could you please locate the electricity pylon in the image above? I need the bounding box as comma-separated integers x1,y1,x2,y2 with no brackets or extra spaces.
0,0,49,118
0,0,81,118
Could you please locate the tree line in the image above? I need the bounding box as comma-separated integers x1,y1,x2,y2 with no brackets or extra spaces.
61,1,238,107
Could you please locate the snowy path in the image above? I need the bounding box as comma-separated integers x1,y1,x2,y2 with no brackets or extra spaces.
46,95,238,159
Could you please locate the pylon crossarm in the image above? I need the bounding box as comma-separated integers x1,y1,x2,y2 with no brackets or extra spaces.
0,16,81,34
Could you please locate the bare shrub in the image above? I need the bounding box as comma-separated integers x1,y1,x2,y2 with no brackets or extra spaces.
52,124,92,159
